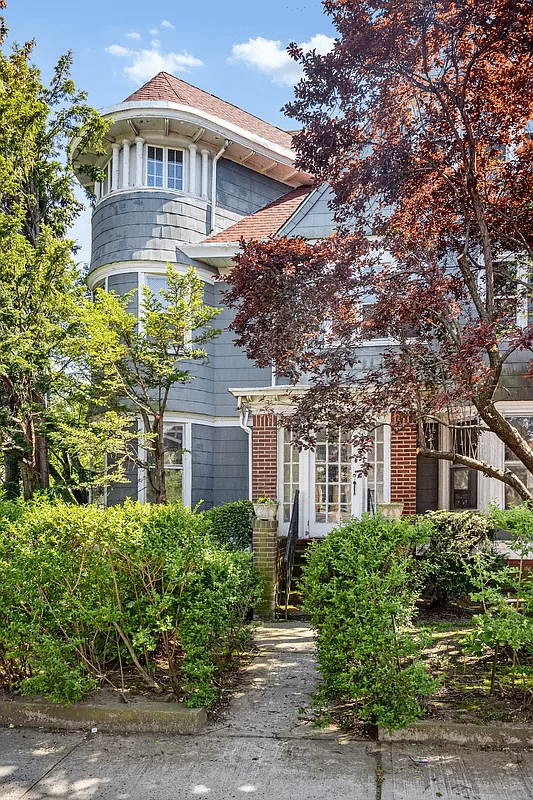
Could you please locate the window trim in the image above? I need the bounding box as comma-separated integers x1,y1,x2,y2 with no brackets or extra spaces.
146,145,184,191
138,419,191,507
277,421,391,536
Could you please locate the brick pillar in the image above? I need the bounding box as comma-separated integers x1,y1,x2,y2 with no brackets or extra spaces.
253,517,278,620
390,418,417,515
252,413,277,500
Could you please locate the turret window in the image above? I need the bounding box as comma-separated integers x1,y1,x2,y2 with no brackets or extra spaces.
167,149,183,189
98,143,185,198
147,146,163,186
147,146,183,190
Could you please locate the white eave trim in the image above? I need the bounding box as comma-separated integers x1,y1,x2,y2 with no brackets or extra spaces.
228,385,310,415
181,241,240,271
98,101,303,168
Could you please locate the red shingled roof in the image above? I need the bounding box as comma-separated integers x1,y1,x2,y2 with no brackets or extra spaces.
205,185,314,243
124,72,294,151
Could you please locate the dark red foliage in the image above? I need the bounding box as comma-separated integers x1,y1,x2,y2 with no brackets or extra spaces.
224,0,533,500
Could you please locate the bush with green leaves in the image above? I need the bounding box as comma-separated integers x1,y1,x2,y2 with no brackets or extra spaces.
416,510,501,606
300,515,438,731
460,505,533,695
0,498,261,706
203,500,254,550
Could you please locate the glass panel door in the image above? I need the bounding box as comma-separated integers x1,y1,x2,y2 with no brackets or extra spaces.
312,429,354,535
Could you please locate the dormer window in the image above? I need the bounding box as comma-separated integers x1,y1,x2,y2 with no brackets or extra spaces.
147,146,183,190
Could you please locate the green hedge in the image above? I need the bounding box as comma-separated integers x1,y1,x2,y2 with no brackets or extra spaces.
0,498,261,706
300,515,438,731
417,510,501,605
203,500,254,550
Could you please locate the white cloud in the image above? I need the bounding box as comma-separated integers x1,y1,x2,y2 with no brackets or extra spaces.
150,28,159,36
151,39,161,48
230,33,334,86
161,20,175,29
106,44,133,58
125,32,141,40
121,49,202,83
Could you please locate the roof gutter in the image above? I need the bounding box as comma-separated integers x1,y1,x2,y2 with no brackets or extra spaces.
210,139,231,234
236,396,253,501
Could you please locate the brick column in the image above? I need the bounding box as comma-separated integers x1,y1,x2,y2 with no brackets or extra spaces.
390,418,417,515
253,517,278,620
252,413,277,500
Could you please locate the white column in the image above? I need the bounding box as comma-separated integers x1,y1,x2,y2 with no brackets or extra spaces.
111,143,120,192
201,149,209,198
135,137,145,187
189,144,197,195
94,181,101,200
121,140,131,189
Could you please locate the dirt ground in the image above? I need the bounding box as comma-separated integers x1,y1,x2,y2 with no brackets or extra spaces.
418,602,533,727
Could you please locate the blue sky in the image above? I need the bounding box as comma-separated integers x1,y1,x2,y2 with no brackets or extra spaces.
5,1,335,266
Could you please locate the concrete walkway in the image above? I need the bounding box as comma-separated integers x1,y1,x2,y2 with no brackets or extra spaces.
1,622,533,799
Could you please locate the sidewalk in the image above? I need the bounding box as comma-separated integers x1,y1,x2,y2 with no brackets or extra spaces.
1,622,533,799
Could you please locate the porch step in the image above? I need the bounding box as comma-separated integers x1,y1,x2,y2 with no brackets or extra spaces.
277,540,313,618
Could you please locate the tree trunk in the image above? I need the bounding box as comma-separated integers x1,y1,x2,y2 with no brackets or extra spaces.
152,417,167,503
20,461,41,500
3,448,20,499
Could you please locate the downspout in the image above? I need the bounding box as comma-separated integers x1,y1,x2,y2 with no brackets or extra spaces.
237,396,253,501
210,138,231,234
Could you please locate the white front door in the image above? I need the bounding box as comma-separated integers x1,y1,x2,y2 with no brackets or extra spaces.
309,428,359,536
278,425,390,538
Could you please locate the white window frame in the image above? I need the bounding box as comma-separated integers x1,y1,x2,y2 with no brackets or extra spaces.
277,422,391,538
146,145,185,191
138,419,191,507
438,404,533,512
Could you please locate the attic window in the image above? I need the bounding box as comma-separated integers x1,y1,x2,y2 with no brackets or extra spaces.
147,146,183,190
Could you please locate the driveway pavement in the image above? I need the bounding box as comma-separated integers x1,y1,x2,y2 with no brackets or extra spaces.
1,622,533,799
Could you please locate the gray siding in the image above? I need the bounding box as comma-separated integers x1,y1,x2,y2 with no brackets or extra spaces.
279,184,336,240
107,273,138,315
213,283,272,415
191,424,249,509
216,159,289,217
164,281,272,419
91,192,209,271
191,424,214,508
213,426,249,506
107,461,138,506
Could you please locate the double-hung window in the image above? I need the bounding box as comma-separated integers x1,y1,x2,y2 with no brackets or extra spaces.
163,423,184,504
450,422,478,509
147,146,183,190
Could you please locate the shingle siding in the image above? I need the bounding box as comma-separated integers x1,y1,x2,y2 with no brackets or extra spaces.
91,192,210,271
216,159,289,217
191,424,249,508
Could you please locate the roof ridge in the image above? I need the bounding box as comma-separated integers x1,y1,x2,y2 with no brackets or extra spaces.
123,72,294,145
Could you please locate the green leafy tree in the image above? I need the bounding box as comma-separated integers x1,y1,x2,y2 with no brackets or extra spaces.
75,265,221,503
0,29,108,499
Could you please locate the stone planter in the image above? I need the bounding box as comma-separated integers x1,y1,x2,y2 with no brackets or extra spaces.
377,501,404,520
253,502,279,521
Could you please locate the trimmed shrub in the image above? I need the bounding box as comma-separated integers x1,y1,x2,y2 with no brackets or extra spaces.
417,510,501,606
0,498,261,706
203,500,254,550
300,515,438,731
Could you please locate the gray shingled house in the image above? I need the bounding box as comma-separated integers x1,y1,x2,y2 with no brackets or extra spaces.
75,72,533,545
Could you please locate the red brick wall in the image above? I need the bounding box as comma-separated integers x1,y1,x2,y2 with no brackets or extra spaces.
390,419,417,515
252,413,277,500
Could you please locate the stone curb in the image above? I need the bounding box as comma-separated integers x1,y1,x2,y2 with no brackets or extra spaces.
0,700,206,735
379,720,533,749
